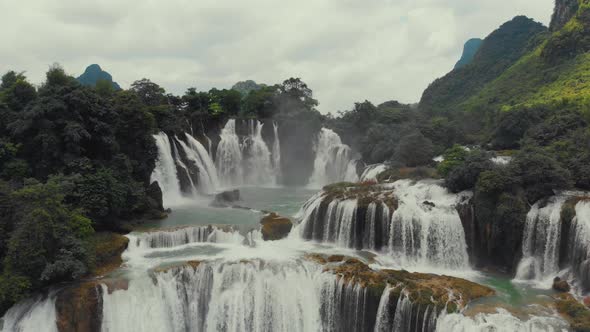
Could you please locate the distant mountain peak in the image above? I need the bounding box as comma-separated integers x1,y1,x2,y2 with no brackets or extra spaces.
77,64,121,90
454,38,483,69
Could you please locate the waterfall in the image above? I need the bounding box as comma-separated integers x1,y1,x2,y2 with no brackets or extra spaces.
515,196,566,282
0,295,58,332
215,119,243,188
99,260,388,332
203,133,213,158
568,200,590,291
178,133,219,194
214,119,280,187
151,133,184,207
360,164,387,182
172,140,198,195
127,226,244,250
298,180,469,269
272,122,282,183
243,120,274,185
388,180,470,270
374,287,438,332
309,128,359,187
436,309,569,331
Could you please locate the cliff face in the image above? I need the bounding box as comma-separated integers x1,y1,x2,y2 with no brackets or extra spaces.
550,0,580,31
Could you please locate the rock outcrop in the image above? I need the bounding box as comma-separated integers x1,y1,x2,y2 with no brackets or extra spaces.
260,213,293,240
211,189,241,207
550,0,580,31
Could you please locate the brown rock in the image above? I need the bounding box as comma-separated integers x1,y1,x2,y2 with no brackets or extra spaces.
553,277,571,292
260,213,293,241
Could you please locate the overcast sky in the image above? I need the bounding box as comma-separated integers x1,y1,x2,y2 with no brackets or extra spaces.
0,0,553,113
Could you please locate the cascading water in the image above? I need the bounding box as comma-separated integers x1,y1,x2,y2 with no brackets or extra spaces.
172,140,198,195
297,180,470,270
360,164,388,182
436,309,569,331
374,287,438,332
567,200,590,291
215,119,243,188
0,295,58,332
178,133,219,194
99,260,385,332
127,226,245,250
388,180,470,270
515,196,566,283
243,120,274,185
308,128,359,187
151,132,184,207
272,122,281,183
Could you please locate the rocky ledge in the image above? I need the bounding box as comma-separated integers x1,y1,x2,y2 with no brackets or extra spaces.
305,253,494,313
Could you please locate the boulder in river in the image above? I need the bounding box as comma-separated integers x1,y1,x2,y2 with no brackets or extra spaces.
211,189,241,207
553,277,571,292
260,213,293,241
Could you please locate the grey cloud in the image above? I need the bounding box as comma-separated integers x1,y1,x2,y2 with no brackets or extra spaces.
0,0,554,113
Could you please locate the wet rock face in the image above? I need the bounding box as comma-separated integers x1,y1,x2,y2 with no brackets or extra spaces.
211,189,241,207
551,0,579,31
553,277,571,292
260,213,293,241
55,279,129,332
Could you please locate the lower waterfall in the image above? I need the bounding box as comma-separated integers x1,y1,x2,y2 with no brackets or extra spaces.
0,295,58,332
568,200,590,291
99,260,385,332
515,196,566,283
436,309,569,331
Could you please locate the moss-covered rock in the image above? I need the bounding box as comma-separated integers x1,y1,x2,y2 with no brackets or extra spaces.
555,293,590,331
260,213,293,241
322,181,398,211
306,254,494,313
91,232,129,277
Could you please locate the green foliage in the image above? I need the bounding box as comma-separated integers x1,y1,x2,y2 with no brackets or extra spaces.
444,149,493,193
394,131,434,167
420,16,547,114
509,148,572,202
437,145,470,176
0,273,31,314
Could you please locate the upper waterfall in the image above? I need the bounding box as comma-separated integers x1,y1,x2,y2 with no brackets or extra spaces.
215,119,243,187
151,132,184,207
215,119,281,187
308,128,359,188
243,120,274,185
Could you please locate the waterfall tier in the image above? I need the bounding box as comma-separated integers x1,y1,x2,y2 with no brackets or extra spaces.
515,196,567,282
297,180,471,270
360,164,388,182
151,132,220,205
308,128,359,187
127,225,245,250
215,119,281,187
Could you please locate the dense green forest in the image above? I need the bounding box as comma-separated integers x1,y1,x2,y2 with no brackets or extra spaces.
0,67,325,313
1,0,590,315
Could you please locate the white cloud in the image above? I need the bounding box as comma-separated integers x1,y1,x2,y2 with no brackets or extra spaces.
0,0,554,113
